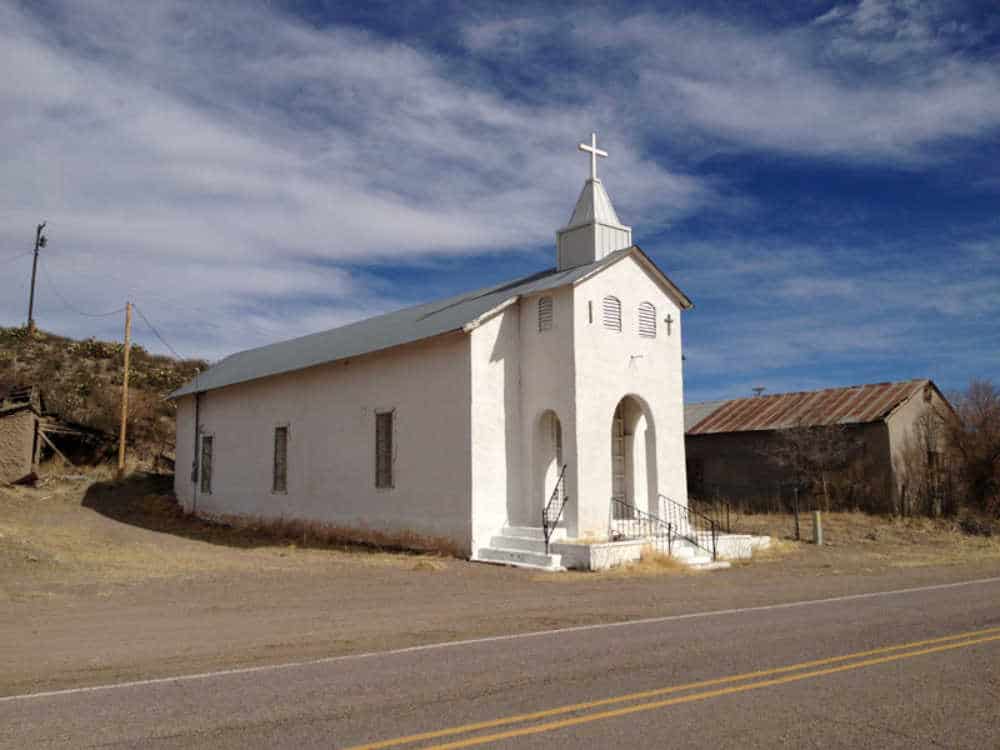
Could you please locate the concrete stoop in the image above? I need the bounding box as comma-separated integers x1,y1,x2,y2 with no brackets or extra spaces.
474,526,746,572
473,526,566,572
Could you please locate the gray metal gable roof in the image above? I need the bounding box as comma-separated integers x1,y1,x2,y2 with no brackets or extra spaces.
684,400,727,432
171,248,639,399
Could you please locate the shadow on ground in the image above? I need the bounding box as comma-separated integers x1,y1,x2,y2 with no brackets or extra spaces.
81,472,448,556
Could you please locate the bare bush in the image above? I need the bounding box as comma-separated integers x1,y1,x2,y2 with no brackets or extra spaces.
945,379,1000,516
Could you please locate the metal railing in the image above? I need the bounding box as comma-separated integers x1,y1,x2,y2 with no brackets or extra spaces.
658,494,719,561
689,497,734,534
609,497,674,556
542,465,569,554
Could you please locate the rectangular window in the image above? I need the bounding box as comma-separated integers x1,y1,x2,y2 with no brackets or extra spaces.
200,435,213,494
375,411,394,489
273,426,288,493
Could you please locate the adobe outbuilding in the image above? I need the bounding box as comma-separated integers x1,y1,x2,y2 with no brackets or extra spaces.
0,385,43,485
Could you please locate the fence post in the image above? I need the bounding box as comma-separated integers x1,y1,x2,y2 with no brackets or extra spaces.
711,520,718,561
793,486,801,541
813,510,823,546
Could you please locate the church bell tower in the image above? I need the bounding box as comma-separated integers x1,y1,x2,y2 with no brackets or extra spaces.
556,133,633,270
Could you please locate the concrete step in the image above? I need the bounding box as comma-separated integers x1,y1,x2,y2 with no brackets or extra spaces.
475,546,564,571
490,535,549,554
688,560,732,571
502,526,567,542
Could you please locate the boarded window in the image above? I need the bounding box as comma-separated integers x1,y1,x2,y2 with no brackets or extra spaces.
602,295,622,332
538,296,553,331
273,426,288,493
200,436,213,494
375,411,394,489
638,302,657,338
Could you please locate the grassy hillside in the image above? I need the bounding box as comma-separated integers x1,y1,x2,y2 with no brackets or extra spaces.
0,326,207,463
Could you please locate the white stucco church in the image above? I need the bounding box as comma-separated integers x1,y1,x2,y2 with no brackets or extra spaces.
171,135,755,570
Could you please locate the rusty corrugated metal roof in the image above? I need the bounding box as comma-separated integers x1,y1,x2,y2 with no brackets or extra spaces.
686,379,931,435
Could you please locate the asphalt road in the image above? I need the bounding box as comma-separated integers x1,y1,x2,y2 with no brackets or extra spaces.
3,577,999,749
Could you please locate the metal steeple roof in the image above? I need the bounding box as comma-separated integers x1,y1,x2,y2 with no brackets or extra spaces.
562,178,625,230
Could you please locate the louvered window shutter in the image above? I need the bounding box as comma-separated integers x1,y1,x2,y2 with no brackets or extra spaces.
273,426,288,493
638,302,657,337
538,296,553,331
602,296,622,332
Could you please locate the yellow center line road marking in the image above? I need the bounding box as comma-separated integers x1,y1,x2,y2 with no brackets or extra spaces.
344,626,1000,750
412,634,1000,750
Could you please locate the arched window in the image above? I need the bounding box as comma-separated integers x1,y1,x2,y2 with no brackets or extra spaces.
538,296,553,331
602,295,622,332
637,302,656,338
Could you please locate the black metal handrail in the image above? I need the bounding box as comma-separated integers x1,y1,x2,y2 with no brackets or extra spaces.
542,464,569,554
609,497,674,556
658,494,718,561
689,497,734,534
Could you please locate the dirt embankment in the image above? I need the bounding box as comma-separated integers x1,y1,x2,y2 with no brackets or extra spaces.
0,326,206,462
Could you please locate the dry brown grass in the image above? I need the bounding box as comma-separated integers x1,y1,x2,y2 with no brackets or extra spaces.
730,539,801,567
208,513,464,558
1,469,455,593
535,546,692,582
735,511,1000,568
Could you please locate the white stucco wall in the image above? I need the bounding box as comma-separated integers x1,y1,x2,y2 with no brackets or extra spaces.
572,255,689,538
469,306,522,554
173,332,473,553
515,286,578,532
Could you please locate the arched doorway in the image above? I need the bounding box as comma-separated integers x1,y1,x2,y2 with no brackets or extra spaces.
611,396,657,517
534,410,564,512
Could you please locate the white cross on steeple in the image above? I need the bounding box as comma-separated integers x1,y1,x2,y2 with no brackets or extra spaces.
578,132,608,182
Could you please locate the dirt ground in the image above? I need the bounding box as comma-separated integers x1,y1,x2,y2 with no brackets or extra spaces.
3,470,1000,697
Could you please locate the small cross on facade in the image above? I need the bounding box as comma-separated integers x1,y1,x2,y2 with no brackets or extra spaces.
578,132,608,181
665,314,674,336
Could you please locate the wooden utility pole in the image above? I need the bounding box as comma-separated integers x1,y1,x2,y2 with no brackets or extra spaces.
27,222,46,334
117,302,133,479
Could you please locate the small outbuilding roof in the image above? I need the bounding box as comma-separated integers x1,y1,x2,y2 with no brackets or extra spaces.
686,379,941,435
171,246,691,399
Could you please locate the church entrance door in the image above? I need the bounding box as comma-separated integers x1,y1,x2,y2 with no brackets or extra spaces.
610,396,657,519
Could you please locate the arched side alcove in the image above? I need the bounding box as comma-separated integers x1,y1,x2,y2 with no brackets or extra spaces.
532,410,564,522
610,395,657,517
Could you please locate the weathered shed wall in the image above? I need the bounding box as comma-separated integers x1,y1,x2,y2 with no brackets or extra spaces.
685,423,893,511
0,410,39,484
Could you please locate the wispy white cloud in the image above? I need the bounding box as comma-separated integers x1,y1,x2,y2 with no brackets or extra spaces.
0,1,706,358
1,0,997,384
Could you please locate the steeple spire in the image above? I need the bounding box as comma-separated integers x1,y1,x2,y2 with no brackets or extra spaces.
556,132,632,270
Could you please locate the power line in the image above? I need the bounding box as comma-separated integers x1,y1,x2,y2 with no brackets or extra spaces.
38,259,127,318
134,303,189,361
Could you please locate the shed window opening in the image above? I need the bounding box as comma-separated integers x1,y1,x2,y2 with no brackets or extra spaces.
272,426,288,493
375,411,394,489
538,296,553,331
602,295,622,332
638,302,657,338
200,436,213,494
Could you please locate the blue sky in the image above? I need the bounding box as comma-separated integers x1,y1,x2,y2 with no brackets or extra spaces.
0,0,998,401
